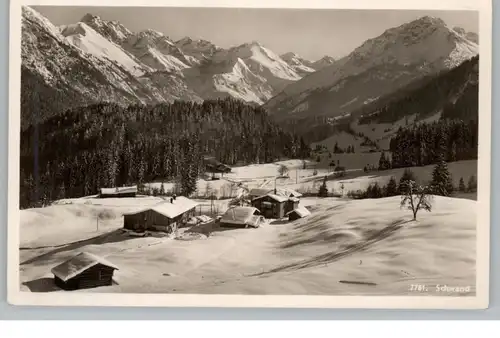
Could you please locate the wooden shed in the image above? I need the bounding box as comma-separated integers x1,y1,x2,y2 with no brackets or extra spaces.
219,206,263,228
123,196,198,233
251,193,288,219
51,252,118,291
99,186,137,198
286,206,311,221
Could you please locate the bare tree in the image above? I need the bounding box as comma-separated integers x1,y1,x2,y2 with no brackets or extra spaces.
278,164,289,177
400,180,433,220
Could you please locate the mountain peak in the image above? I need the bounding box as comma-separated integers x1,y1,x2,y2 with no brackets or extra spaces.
81,13,101,23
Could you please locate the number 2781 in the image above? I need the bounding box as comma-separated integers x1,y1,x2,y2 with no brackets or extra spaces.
409,284,428,292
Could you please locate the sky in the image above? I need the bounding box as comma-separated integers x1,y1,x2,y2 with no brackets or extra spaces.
32,6,478,60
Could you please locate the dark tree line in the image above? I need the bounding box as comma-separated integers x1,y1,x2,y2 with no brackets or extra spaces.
389,119,478,169
20,98,310,208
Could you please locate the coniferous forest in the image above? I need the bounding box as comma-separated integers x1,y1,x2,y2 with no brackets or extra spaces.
389,120,478,168
20,98,310,208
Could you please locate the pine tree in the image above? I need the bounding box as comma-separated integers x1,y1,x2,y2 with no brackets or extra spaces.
159,181,166,196
378,152,391,170
467,175,477,193
398,169,416,194
318,176,329,197
430,156,454,196
458,177,466,192
385,176,398,196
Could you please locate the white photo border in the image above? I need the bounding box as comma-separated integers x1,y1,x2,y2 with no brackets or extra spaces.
7,0,492,309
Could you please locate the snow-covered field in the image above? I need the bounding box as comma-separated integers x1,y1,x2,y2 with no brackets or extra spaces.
18,160,476,296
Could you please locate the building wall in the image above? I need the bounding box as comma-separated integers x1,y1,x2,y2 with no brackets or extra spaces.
124,208,196,232
55,264,115,291
100,192,137,198
251,196,285,219
285,200,299,214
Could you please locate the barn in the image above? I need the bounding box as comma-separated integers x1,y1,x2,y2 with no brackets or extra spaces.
286,206,311,221
123,196,198,233
219,206,263,228
51,252,118,291
251,193,288,219
99,186,137,198
204,156,231,179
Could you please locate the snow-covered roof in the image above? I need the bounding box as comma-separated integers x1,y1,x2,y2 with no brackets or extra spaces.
123,196,198,219
51,252,119,282
248,188,274,196
249,188,302,198
278,188,302,198
252,193,288,203
100,185,137,195
220,206,260,225
286,206,311,218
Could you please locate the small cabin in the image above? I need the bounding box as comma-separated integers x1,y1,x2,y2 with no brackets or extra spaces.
99,186,137,198
123,196,198,233
251,194,288,219
219,206,263,228
287,206,311,221
51,252,118,291
204,156,232,179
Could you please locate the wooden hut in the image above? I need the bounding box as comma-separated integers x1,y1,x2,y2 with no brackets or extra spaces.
204,156,231,179
219,206,263,228
287,206,311,221
123,196,198,233
99,186,137,198
51,252,118,291
251,193,288,219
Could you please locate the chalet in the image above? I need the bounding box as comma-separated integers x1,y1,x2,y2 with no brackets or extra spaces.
51,252,118,291
251,193,288,219
204,156,231,179
123,196,198,233
219,206,263,228
99,185,137,198
249,188,302,214
286,206,311,221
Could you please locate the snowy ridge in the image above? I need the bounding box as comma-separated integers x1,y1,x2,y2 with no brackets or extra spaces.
265,16,478,120
280,52,316,76
61,22,148,76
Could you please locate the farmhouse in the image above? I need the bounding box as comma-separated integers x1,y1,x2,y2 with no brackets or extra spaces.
99,185,137,198
287,206,311,221
51,252,118,291
123,196,198,233
251,193,288,219
219,206,263,228
204,156,231,179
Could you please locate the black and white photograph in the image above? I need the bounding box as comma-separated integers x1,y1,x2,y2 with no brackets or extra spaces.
8,0,491,308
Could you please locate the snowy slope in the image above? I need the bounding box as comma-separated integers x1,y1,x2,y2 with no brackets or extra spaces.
175,37,221,64
123,30,194,72
61,22,148,76
311,55,336,70
265,16,478,120
280,52,316,76
80,13,133,45
21,6,202,126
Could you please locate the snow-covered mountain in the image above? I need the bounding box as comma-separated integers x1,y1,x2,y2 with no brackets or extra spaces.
264,16,478,120
21,6,314,112
311,55,336,70
175,37,221,64
21,6,201,126
280,52,316,76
